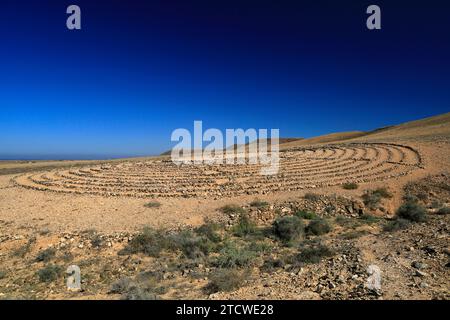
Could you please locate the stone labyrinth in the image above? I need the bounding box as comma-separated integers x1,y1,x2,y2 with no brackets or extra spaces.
13,143,422,198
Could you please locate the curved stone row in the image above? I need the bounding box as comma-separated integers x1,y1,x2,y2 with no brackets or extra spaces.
12,143,423,198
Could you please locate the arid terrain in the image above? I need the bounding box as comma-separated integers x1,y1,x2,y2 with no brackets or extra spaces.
0,113,449,300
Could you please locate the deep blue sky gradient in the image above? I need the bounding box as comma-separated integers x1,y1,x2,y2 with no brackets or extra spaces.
1,0,449,159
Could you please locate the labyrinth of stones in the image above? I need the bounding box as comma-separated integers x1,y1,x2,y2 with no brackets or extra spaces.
13,143,422,198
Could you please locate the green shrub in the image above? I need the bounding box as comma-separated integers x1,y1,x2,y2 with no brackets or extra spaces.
306,219,332,236
437,206,450,215
35,247,56,262
340,230,368,239
232,214,257,237
249,199,269,208
438,182,450,191
362,188,393,209
272,216,304,243
294,210,317,220
362,192,382,209
144,201,161,208
205,269,249,293
295,244,334,264
247,240,273,253
335,215,351,226
373,188,393,199
359,214,380,224
62,252,74,262
304,193,320,201
0,270,6,279
342,182,358,190
110,277,159,300
430,200,442,209
12,237,36,258
110,277,134,294
383,218,410,232
38,228,50,236
37,264,62,283
397,201,427,222
90,234,103,248
416,192,428,201
119,225,221,259
118,227,169,257
172,230,215,259
214,242,256,268
260,258,285,273
403,193,419,203
220,204,246,215
195,222,222,243
122,286,159,300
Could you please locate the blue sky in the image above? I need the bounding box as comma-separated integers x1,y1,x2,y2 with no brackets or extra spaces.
1,1,449,159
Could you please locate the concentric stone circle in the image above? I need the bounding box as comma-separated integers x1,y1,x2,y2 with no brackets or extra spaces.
13,143,422,198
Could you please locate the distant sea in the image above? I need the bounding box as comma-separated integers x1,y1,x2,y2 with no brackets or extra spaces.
0,154,155,161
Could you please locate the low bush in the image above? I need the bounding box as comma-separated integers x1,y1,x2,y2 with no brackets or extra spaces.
416,192,428,201
205,269,249,294
403,193,419,203
249,199,269,208
362,188,393,209
214,241,256,268
359,214,380,224
362,192,381,209
342,182,358,190
304,193,320,201
294,210,317,220
195,222,222,243
172,230,215,259
220,204,246,215
144,201,161,208
37,264,62,283
35,247,56,262
118,227,170,257
232,214,257,237
260,258,285,273
272,216,304,243
12,237,36,258
110,277,134,294
247,240,273,253
110,277,159,300
430,200,442,209
335,215,351,226
373,188,393,199
122,286,159,300
295,244,334,264
437,206,450,215
306,219,332,236
90,234,103,248
397,201,427,222
340,230,368,239
383,218,410,232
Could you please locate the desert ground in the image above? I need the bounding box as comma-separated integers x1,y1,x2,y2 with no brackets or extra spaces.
0,113,449,300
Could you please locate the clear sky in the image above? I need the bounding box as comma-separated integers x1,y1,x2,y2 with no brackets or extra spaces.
1,1,449,159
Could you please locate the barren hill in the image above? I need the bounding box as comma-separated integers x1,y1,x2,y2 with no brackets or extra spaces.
280,112,450,149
